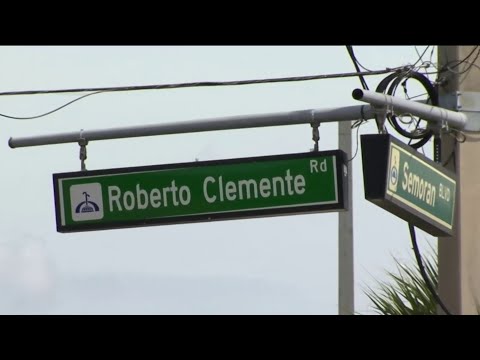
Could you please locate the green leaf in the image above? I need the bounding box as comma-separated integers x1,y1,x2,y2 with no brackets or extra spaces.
363,249,438,315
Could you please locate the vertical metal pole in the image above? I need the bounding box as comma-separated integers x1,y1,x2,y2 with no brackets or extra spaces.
338,121,354,314
438,46,480,314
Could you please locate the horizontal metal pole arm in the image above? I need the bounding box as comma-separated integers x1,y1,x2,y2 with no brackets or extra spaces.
352,88,468,130
9,105,376,149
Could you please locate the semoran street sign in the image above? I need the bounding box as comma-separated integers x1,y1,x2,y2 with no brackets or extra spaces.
361,134,456,236
53,151,348,233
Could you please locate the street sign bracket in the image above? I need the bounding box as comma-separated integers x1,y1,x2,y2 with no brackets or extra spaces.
311,122,320,152
78,134,88,172
372,105,389,134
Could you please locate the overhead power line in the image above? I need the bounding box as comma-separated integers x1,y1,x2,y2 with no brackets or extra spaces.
346,46,370,90
0,67,406,120
0,91,104,120
0,68,405,97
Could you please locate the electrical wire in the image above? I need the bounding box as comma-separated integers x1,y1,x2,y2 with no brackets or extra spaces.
408,223,452,315
346,46,370,90
343,61,368,163
454,59,480,73
346,48,434,135
375,70,436,148
443,46,479,72
456,48,480,75
429,46,435,65
414,46,438,78
442,54,480,76
408,47,480,78
0,67,403,120
346,46,373,130
0,91,104,120
346,122,362,163
345,47,374,72
366,47,436,135
0,68,400,97
429,46,480,78
413,46,431,68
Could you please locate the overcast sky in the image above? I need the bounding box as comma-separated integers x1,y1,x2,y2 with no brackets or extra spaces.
0,46,437,314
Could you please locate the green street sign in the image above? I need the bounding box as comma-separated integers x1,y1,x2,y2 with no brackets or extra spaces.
53,151,348,233
361,134,456,236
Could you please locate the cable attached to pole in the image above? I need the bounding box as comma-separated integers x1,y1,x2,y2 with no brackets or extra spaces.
375,70,436,148
408,223,452,315
346,46,370,91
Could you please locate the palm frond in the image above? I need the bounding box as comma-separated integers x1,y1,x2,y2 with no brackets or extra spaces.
364,250,438,315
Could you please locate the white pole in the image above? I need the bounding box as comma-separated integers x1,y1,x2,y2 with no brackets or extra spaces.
338,121,354,315
352,89,469,130
9,105,376,148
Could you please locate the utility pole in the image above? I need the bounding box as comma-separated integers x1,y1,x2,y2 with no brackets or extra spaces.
438,46,480,314
338,121,354,315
